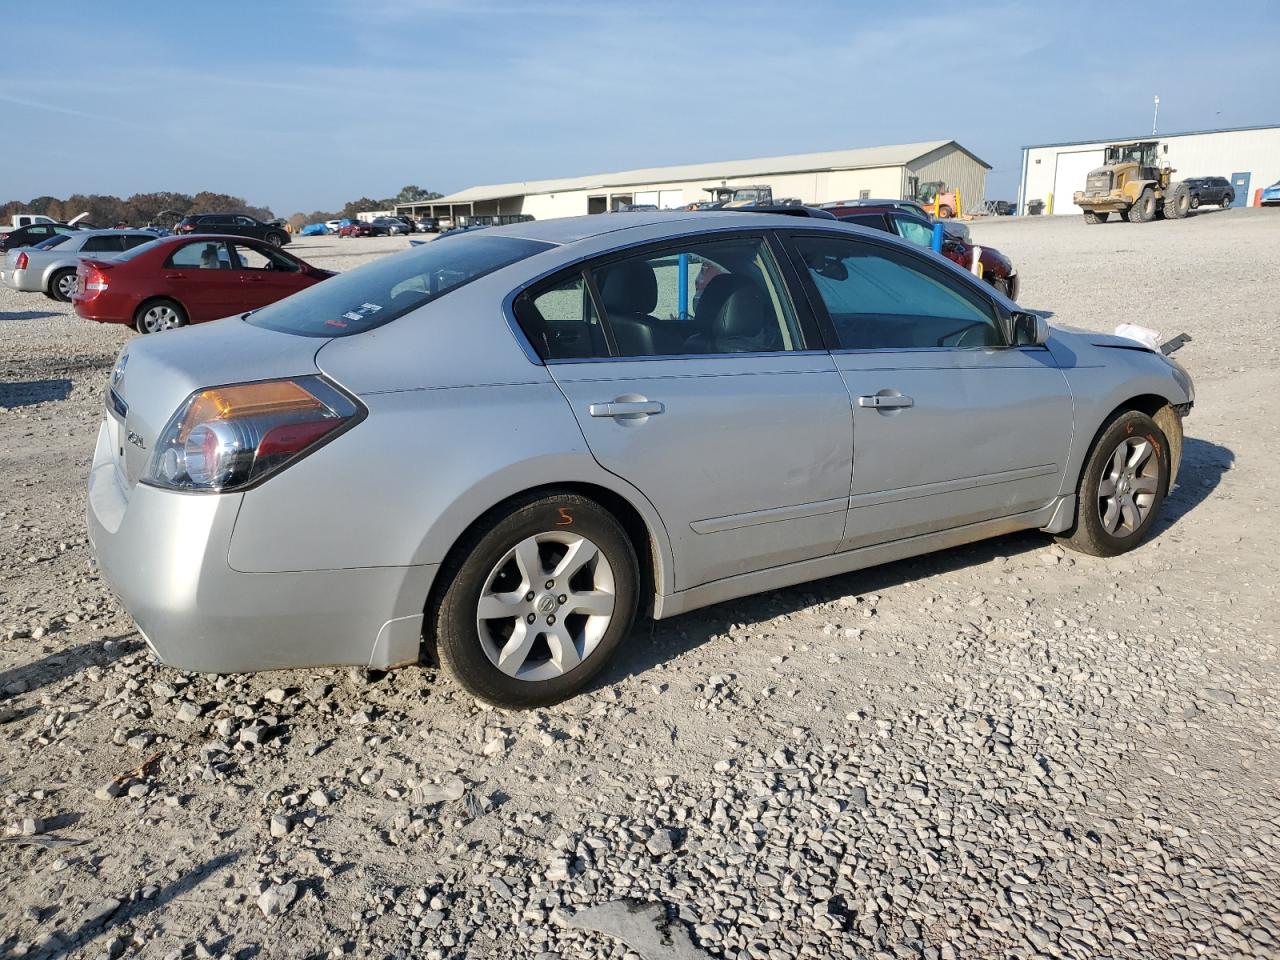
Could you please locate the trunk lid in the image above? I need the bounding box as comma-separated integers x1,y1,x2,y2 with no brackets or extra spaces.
107,316,328,489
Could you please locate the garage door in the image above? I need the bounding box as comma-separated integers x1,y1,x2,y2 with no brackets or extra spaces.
658,190,684,209
633,191,659,207
1052,150,1104,215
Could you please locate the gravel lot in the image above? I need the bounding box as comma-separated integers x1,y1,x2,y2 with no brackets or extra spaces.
1,212,1278,960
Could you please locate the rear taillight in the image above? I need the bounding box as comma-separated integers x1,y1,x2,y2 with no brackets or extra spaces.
82,264,109,298
16,252,28,270
144,377,363,493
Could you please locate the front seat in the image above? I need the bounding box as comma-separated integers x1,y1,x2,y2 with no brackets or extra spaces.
708,285,778,353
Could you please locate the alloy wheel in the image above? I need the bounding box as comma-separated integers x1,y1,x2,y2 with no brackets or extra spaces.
1097,436,1161,536
55,273,76,299
141,304,182,333
475,531,615,682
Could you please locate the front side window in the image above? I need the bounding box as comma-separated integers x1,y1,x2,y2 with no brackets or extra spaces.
791,235,1002,350
247,232,552,337
231,243,298,272
168,241,231,270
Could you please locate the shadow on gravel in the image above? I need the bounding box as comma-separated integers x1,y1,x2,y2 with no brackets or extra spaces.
1156,436,1233,530
602,528,1047,688
0,378,73,408
0,310,60,322
0,635,140,701
56,850,243,956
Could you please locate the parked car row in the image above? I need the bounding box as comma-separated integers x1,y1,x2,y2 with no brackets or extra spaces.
314,216,439,237
3,230,158,300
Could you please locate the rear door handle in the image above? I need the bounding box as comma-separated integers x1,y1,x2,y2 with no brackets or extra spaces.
857,394,914,409
588,400,665,419
240,275,265,282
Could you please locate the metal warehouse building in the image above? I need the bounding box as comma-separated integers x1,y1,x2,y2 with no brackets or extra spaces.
1019,123,1280,216
397,140,990,223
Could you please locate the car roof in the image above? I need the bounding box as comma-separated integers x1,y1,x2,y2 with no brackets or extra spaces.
485,210,861,246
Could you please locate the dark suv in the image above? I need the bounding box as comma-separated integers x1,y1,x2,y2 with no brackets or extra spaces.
175,214,290,246
1183,177,1234,209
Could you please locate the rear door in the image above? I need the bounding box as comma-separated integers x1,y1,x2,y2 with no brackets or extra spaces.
515,232,854,590
782,230,1073,550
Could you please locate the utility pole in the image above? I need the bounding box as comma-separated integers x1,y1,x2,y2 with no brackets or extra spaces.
1152,95,1160,136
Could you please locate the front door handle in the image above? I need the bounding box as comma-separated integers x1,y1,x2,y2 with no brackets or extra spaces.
240,275,265,282
588,400,665,419
857,394,914,409
163,272,185,280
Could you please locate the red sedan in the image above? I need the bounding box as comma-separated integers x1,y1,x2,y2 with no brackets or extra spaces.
72,235,334,334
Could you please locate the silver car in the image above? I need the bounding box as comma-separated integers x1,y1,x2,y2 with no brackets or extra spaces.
87,213,1194,707
3,229,158,301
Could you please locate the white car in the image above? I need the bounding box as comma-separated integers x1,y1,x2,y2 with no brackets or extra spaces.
325,220,343,234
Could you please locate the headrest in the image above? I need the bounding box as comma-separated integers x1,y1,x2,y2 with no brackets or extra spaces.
716,286,767,339
695,273,750,329
599,261,658,315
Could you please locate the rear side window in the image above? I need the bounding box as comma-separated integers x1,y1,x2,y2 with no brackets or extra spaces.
82,235,125,253
32,234,72,250
246,233,553,337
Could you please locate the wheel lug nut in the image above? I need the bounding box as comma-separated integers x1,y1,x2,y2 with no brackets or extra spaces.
545,580,555,590
525,591,534,602
527,613,536,624
546,615,556,625
558,595,567,604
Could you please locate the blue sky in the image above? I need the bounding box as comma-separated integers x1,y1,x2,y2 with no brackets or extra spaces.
2,0,1277,214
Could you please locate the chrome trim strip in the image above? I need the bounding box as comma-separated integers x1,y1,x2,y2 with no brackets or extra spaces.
847,464,1059,511
690,497,848,535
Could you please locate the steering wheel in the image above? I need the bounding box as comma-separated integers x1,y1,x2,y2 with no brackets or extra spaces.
937,323,986,348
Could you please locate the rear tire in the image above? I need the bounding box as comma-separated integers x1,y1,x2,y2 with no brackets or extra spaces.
48,268,77,302
1059,410,1169,557
429,492,640,708
266,232,287,247
1128,188,1157,223
1222,194,1234,208
134,298,188,334
1163,182,1191,219
937,205,954,219
1082,210,1109,224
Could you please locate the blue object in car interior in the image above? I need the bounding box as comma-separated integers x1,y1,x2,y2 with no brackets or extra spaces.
931,223,945,253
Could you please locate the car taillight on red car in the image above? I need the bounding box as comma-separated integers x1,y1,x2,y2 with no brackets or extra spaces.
15,252,28,270
79,264,110,300
144,376,363,493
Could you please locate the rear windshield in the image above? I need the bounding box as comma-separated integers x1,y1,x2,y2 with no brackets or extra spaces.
245,233,553,337
33,234,72,250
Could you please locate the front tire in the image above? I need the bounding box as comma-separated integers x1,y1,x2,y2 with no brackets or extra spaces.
48,268,77,302
135,298,188,334
430,492,640,708
1163,182,1191,219
266,232,287,247
937,205,954,219
1060,410,1169,557
1128,188,1157,223
1082,210,1109,224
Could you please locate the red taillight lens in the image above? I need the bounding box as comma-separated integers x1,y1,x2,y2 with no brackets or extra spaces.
16,252,28,270
145,377,363,492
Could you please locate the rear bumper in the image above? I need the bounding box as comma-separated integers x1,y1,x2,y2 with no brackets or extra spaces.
87,420,436,672
3,267,35,291
73,294,136,325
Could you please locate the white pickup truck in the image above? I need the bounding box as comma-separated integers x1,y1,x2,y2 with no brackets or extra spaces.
8,213,90,229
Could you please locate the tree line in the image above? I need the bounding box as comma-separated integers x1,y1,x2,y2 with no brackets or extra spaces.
1,185,443,229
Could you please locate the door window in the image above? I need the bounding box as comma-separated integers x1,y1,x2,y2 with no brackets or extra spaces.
230,243,298,272
888,215,934,249
168,241,231,270
517,274,605,360
122,234,156,249
81,235,126,253
791,235,1002,350
590,236,805,357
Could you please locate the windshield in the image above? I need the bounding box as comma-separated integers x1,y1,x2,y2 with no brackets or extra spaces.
246,233,553,337
33,234,72,250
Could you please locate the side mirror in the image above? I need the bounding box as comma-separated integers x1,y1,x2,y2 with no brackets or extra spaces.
1012,311,1049,346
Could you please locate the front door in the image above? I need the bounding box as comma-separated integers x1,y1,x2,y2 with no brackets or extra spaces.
1230,172,1250,207
514,232,854,590
226,241,304,311
783,231,1074,550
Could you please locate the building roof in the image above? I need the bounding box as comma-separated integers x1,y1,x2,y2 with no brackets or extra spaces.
1022,122,1280,151
424,140,989,205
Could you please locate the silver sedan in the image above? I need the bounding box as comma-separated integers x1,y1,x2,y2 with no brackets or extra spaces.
87,213,1194,707
3,229,159,301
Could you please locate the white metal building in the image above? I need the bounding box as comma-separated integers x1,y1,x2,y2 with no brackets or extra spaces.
398,140,990,223
1019,123,1280,215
